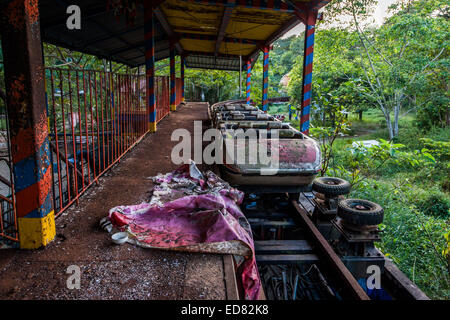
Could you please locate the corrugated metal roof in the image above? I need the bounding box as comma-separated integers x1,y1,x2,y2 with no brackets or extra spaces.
37,0,331,70
185,54,242,70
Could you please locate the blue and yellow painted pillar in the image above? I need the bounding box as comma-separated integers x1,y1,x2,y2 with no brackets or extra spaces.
181,55,185,102
0,0,55,248
300,11,318,135
261,46,270,112
145,2,156,132
246,59,252,105
169,44,177,111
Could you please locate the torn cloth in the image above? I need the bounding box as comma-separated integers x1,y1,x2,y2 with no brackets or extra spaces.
107,164,261,300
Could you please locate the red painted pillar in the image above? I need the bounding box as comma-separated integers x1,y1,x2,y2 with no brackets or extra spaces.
181,55,185,102
0,0,55,248
246,59,252,105
262,46,270,111
300,11,318,135
145,2,156,132
169,44,176,111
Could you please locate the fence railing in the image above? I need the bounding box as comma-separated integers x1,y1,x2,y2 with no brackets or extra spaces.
45,68,182,217
46,68,148,216
1,66,182,241
0,131,18,242
175,78,183,106
156,76,170,122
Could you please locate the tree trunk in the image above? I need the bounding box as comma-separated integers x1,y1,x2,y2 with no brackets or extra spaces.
393,93,401,139
359,110,363,120
386,114,394,141
0,88,6,103
394,106,400,138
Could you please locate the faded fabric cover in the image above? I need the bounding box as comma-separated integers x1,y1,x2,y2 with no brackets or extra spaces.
107,163,261,300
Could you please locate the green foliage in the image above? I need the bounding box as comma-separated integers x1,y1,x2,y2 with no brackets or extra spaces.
289,0,450,139
322,107,449,299
417,191,450,219
419,138,450,162
356,180,450,300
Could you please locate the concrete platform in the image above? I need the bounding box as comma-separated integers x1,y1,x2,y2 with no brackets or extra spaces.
0,103,236,300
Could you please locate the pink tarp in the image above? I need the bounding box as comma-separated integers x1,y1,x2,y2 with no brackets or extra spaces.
107,163,261,300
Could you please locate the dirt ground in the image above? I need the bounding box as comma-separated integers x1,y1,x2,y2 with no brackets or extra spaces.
0,102,229,300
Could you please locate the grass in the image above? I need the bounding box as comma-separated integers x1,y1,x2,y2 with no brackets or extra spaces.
267,106,449,297
329,109,450,299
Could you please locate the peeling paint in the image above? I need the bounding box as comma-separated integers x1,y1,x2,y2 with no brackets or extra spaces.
6,0,25,30
24,0,39,25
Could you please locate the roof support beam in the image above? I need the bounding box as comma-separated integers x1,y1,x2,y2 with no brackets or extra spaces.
245,16,300,63
243,0,329,64
126,48,170,63
53,0,145,56
179,32,257,45
81,25,144,49
185,64,240,71
153,6,184,56
183,50,240,59
310,0,332,11
215,1,235,56
110,39,169,56
176,0,296,13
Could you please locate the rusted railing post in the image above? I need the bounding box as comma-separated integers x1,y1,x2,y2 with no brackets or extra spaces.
0,0,55,248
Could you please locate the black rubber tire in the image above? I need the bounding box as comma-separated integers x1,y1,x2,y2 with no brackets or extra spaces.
312,177,351,196
338,199,384,226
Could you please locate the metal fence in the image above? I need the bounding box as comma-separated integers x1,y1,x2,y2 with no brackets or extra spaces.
0,111,18,243
175,78,183,106
155,76,170,122
45,68,178,217
46,68,147,216
0,66,180,241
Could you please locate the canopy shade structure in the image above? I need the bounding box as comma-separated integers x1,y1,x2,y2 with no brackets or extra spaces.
38,0,331,70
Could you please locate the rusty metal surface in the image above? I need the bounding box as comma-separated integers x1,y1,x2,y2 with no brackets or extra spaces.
291,200,370,300
46,68,150,216
0,0,53,242
222,254,240,300
44,67,179,217
0,103,230,300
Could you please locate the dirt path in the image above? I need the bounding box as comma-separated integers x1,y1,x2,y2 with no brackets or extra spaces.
0,103,227,300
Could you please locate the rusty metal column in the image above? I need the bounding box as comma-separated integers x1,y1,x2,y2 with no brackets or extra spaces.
300,10,318,135
0,0,55,249
181,55,185,102
261,46,270,112
145,2,156,132
169,44,177,111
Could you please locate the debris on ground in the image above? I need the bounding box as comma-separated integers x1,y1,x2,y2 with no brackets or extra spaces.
101,161,261,300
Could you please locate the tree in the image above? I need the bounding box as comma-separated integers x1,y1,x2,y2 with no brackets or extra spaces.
323,0,449,139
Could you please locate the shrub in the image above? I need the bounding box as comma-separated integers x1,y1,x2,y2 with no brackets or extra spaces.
416,95,449,131
417,191,450,219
